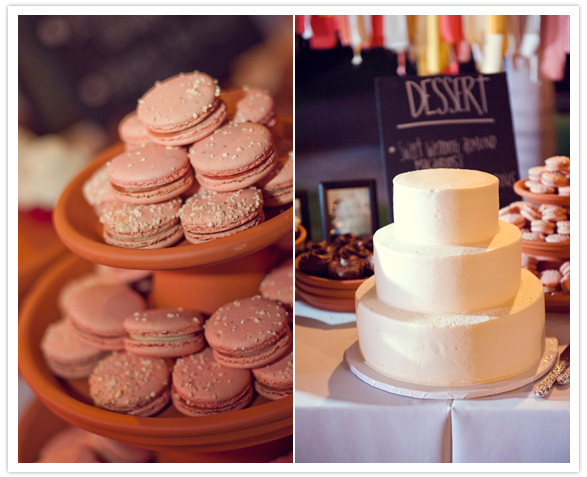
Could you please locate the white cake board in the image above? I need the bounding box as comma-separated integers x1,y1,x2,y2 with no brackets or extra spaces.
294,300,356,325
345,337,558,400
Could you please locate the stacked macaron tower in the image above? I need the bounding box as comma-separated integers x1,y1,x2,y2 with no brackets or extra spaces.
507,156,571,309
40,254,294,421
82,71,293,249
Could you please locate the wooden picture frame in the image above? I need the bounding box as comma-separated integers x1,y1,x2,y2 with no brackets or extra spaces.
318,179,379,242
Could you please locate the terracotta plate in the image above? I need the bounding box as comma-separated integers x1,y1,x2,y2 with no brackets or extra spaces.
544,292,570,313
521,240,570,260
295,277,357,299
513,179,570,207
53,119,293,271
295,287,355,313
18,254,292,453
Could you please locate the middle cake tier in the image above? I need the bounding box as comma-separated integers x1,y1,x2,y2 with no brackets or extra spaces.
374,220,522,314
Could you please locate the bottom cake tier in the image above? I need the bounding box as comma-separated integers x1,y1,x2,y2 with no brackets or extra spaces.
355,269,545,386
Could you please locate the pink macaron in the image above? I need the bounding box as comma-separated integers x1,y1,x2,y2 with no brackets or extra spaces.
556,220,570,235
521,232,545,242
36,428,100,463
541,171,568,188
530,220,555,235
118,111,155,150
189,122,277,192
519,204,541,221
137,72,227,146
205,296,292,369
256,152,293,207
100,198,184,249
41,317,109,379
82,165,116,216
89,351,171,416
172,347,253,416
233,86,277,127
68,283,147,350
259,258,293,320
529,183,556,194
252,349,293,400
545,233,570,243
542,206,568,222
528,165,546,182
560,261,570,276
539,269,562,293
544,155,570,173
124,308,205,358
558,186,570,196
107,145,194,204
500,213,526,228
178,188,264,244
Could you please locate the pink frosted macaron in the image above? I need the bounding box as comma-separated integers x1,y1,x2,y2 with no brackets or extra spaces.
541,171,568,188
519,204,541,221
41,317,109,379
540,269,562,293
68,283,147,350
86,434,153,463
100,198,184,249
58,272,117,314
118,111,155,150
36,428,100,463
259,258,293,313
252,350,293,400
521,232,545,242
172,347,253,416
89,351,171,416
124,308,205,358
528,165,546,182
559,261,570,276
529,183,556,194
560,274,570,293
204,296,292,369
530,220,555,235
500,213,526,229
107,145,194,204
545,155,570,173
542,206,568,222
545,233,570,243
558,186,570,196
189,122,277,192
256,152,293,207
556,220,570,235
82,165,116,216
137,72,227,146
233,86,277,127
178,188,264,244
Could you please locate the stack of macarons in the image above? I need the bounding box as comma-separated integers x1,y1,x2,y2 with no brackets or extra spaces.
524,156,570,196
83,71,293,248
42,269,294,418
499,201,570,244
259,258,294,324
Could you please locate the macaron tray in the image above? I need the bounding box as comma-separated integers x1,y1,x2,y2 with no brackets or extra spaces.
19,252,293,454
54,123,293,271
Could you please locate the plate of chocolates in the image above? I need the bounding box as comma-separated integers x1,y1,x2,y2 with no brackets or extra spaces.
295,234,373,312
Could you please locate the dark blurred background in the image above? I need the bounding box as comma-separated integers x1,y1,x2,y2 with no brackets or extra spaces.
295,19,570,241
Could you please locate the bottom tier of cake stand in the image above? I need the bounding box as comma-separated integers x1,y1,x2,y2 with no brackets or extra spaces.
18,253,293,455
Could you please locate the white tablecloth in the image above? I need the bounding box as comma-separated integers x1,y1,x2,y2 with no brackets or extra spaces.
294,309,570,463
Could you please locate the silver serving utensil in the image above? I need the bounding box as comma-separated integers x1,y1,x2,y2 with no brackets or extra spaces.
556,366,570,385
535,345,570,397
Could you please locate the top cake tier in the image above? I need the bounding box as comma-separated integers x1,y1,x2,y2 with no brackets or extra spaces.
393,169,499,245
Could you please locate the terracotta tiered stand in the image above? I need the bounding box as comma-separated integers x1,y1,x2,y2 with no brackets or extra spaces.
18,126,294,462
513,179,570,312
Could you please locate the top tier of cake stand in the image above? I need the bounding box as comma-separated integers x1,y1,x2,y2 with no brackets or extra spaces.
53,123,293,271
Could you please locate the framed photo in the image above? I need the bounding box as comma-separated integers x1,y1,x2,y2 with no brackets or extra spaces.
295,189,312,240
319,179,379,242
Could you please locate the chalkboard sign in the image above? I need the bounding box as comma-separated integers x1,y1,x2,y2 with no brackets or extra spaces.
375,72,519,222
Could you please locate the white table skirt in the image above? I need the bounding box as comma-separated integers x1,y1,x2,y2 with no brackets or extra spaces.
294,308,570,463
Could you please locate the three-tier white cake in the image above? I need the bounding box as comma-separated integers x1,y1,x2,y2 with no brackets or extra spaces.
356,168,545,386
